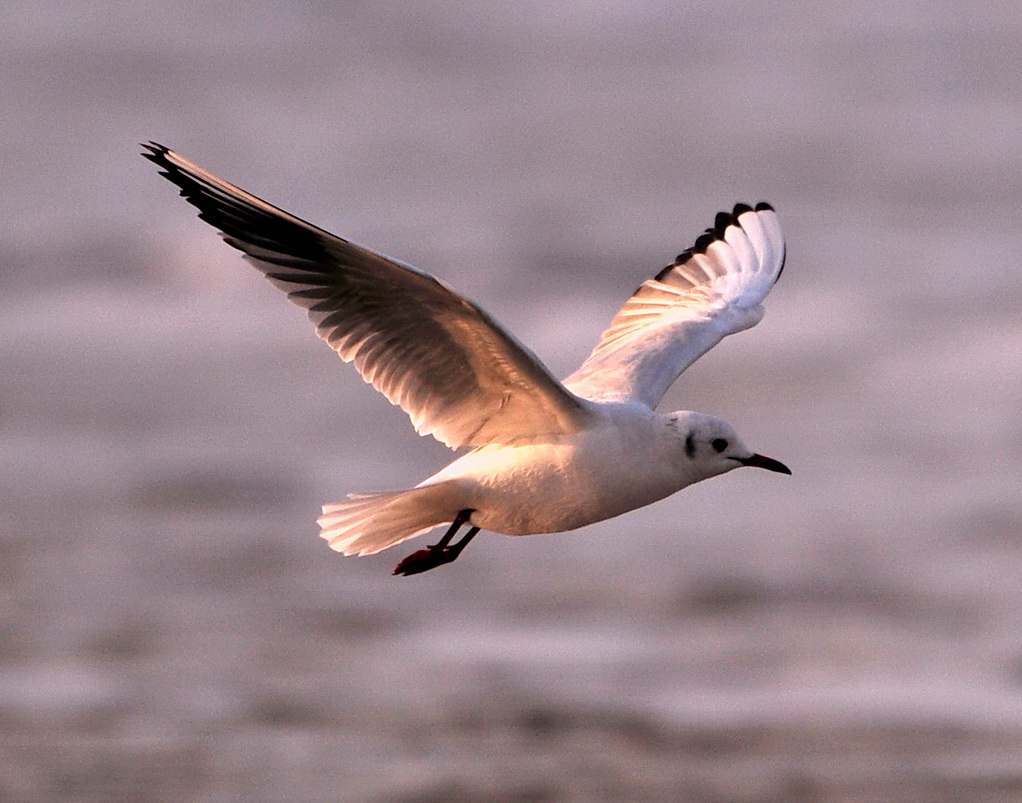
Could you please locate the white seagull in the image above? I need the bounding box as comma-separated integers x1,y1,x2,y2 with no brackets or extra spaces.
143,143,790,576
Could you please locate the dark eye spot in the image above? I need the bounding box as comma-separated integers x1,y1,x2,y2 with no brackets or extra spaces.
711,438,728,453
684,433,696,459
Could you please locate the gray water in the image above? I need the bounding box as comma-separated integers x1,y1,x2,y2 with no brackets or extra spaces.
3,2,1022,800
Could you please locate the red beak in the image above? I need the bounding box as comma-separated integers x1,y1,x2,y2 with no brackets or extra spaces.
737,453,791,475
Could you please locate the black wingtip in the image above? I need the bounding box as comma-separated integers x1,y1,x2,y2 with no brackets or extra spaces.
775,243,787,283
691,231,716,255
140,141,168,160
140,142,178,180
713,211,732,237
665,201,777,271
141,142,201,203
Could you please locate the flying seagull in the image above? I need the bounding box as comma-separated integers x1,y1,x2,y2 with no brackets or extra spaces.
143,143,790,576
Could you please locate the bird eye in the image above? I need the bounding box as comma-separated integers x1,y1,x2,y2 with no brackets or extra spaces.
711,438,728,453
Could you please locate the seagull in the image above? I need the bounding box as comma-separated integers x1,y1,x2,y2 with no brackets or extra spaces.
143,142,790,576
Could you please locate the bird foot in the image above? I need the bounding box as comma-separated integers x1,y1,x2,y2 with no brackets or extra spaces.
392,545,456,576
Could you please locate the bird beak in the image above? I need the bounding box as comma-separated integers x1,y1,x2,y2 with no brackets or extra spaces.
737,453,791,475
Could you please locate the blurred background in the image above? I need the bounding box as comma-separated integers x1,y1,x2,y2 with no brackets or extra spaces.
3,1,1021,800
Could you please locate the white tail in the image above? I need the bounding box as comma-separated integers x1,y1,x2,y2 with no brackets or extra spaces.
317,482,460,556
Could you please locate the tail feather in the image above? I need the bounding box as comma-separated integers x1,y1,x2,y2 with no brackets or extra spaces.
318,482,459,557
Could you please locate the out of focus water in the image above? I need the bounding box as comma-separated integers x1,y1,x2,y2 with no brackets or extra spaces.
2,2,1022,800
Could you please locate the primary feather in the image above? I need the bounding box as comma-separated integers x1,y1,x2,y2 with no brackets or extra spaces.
142,142,593,449
563,203,785,407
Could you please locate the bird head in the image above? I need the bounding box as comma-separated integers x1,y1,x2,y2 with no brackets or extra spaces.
668,411,791,481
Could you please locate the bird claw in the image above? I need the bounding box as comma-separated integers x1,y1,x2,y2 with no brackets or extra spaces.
393,515,479,576
392,547,452,576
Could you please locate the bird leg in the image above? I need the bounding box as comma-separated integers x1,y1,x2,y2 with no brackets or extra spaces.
393,510,479,576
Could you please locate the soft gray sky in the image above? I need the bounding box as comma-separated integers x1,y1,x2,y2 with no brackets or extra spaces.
2,2,1021,799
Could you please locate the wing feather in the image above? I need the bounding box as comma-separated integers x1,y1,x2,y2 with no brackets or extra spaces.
143,143,593,448
563,203,785,408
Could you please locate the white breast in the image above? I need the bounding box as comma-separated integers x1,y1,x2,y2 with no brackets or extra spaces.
420,406,695,535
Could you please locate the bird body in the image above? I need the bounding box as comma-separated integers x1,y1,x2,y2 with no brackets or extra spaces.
143,143,791,574
421,404,689,536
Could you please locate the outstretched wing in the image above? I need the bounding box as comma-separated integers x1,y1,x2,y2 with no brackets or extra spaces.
563,203,785,408
143,143,593,449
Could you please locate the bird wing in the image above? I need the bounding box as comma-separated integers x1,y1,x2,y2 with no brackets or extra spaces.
143,143,594,449
562,203,785,408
